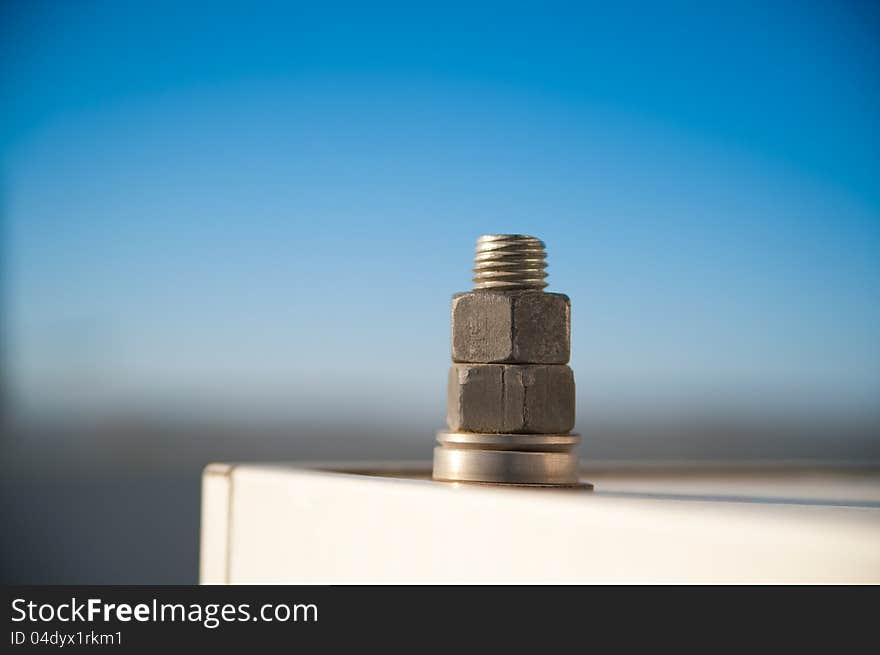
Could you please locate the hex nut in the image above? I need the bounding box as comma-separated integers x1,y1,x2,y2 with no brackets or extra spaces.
451,291,570,364
447,363,575,434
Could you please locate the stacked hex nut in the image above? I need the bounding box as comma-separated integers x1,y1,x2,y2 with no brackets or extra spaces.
433,235,582,487
450,290,570,364
448,291,574,434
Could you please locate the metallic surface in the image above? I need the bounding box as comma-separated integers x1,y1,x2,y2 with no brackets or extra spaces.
433,431,581,486
435,234,583,486
472,234,548,291
451,291,571,364
447,363,575,434
435,430,580,451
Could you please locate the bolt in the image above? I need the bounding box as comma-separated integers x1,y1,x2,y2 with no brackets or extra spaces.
433,234,587,488
472,234,548,291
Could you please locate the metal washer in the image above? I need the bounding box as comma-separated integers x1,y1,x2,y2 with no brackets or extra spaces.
433,431,590,488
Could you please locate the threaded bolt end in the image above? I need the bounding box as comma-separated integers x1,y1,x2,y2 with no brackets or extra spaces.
472,234,548,291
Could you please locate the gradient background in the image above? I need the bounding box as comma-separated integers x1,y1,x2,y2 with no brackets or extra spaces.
2,0,879,582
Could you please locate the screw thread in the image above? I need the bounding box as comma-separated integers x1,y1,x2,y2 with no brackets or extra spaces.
472,234,548,291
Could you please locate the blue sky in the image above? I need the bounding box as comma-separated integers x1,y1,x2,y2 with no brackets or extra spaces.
2,1,879,422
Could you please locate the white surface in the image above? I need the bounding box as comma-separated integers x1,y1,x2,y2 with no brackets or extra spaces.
200,463,880,584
